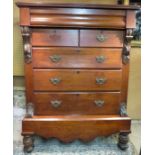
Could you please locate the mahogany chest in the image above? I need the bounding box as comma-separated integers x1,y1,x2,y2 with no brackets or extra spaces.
16,1,139,153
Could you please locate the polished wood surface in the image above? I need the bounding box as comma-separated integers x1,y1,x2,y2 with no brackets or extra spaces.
17,1,139,152
33,69,122,91
32,29,78,46
80,30,124,47
22,115,131,142
33,92,121,115
16,0,140,10
32,48,122,69
30,8,125,28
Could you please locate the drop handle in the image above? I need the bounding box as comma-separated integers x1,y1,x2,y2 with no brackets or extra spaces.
96,34,107,42
96,78,107,85
94,100,105,107
51,100,62,108
50,78,61,85
49,55,61,63
96,56,106,63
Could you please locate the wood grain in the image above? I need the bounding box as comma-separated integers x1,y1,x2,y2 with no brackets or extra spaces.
32,29,78,47
126,10,136,29
32,47,122,69
33,69,122,91
20,8,30,26
16,2,139,150
22,115,131,141
33,92,121,115
30,8,125,28
16,0,140,10
80,30,124,47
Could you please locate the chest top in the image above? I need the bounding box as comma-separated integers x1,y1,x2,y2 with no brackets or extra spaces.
16,0,139,29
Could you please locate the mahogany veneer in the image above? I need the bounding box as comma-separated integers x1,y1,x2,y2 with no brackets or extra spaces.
16,0,139,153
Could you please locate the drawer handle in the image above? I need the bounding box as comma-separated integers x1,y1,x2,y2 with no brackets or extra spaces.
96,56,105,63
49,55,61,63
94,100,105,107
96,78,107,85
50,78,61,85
51,100,62,108
96,34,107,42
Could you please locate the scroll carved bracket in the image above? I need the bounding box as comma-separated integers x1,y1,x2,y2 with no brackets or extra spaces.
122,29,134,64
120,103,128,117
21,27,32,63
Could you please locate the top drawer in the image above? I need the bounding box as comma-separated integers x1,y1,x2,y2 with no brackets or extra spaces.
30,8,126,28
32,29,78,47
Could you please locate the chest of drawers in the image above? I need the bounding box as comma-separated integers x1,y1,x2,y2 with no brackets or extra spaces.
16,1,139,153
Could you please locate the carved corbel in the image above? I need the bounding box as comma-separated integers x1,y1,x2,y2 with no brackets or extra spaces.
21,27,32,63
120,103,128,117
122,29,134,64
25,102,34,118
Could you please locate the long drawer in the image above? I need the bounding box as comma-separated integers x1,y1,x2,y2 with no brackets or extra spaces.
33,92,121,115
30,8,126,28
33,69,122,91
32,48,122,69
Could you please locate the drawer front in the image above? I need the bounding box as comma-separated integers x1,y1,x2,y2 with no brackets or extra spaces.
32,29,78,46
33,92,120,115
33,69,122,91
33,48,122,69
80,30,124,47
30,8,126,28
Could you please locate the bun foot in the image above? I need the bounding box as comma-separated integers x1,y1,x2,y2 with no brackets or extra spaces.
23,135,34,153
118,132,129,150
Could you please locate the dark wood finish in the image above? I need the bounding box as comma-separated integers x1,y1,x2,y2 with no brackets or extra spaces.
20,8,30,26
32,29,78,47
21,26,33,105
122,29,133,64
22,115,131,142
33,69,122,91
30,8,126,28
16,0,140,10
32,48,122,69
17,1,139,152
23,135,34,153
30,8,125,16
118,132,129,150
120,62,129,103
126,11,136,28
21,27,32,63
80,30,124,47
33,92,121,115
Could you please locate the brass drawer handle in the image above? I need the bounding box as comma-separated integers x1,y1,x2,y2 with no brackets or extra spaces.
96,34,107,42
94,100,105,107
96,78,107,85
50,78,61,85
96,56,105,63
49,55,61,63
51,100,62,108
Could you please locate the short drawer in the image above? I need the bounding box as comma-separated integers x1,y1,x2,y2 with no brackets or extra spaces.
32,29,78,46
33,69,122,91
32,47,122,69
33,92,121,115
80,30,124,47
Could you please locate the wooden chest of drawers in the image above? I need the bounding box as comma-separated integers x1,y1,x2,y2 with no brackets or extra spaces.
16,1,139,153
